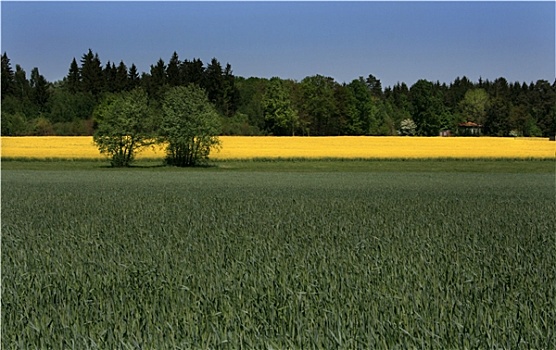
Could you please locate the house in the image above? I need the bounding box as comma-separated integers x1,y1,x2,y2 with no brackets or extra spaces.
457,121,483,136
439,129,452,137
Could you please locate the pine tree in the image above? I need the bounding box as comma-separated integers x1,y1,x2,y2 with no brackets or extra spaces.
365,74,383,99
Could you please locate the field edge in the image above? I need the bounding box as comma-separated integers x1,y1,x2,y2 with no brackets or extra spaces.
1,157,554,173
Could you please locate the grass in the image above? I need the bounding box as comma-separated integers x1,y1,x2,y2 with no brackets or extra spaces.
1,157,555,173
2,166,555,348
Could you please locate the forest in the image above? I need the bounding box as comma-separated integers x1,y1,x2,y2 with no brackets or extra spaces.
2,50,555,138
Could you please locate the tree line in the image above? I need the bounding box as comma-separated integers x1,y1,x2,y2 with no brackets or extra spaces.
93,85,220,167
2,50,555,138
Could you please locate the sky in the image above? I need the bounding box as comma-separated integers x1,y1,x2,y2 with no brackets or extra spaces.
1,1,554,88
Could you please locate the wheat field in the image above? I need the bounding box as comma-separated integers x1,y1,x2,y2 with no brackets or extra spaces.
1,136,554,160
3,169,555,348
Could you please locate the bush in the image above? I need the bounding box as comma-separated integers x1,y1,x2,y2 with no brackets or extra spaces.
160,85,221,166
93,89,154,167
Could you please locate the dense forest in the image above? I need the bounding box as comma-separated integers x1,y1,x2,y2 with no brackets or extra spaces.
2,50,555,137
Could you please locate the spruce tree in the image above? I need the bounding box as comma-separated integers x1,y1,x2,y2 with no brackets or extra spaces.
30,67,50,112
151,58,166,86
13,65,30,101
1,52,15,99
221,63,239,117
128,64,140,90
115,61,128,92
103,61,117,93
148,58,166,99
203,58,224,113
180,58,204,86
66,58,81,93
166,51,181,87
80,49,103,96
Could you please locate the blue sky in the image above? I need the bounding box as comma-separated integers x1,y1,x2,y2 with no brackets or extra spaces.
1,1,554,88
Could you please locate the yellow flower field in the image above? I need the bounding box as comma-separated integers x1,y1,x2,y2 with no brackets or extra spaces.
1,136,554,160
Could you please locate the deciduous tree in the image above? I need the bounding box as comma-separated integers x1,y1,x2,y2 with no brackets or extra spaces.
409,79,443,136
93,88,154,167
299,75,339,135
458,88,489,125
160,85,221,166
262,78,299,136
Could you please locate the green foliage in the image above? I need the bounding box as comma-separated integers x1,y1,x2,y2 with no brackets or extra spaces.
1,52,15,98
31,116,55,136
220,112,262,136
262,78,299,135
160,85,221,166
458,88,489,125
1,111,29,135
66,57,81,93
3,50,556,137
52,119,94,136
166,51,181,87
47,89,96,123
30,67,50,112
235,77,269,132
2,169,555,348
93,88,154,167
399,118,417,136
127,64,141,90
409,79,444,136
299,75,340,135
201,59,239,117
1,95,36,122
366,73,383,98
484,97,512,136
149,58,167,95
180,58,205,86
346,78,374,135
509,104,542,137
80,49,103,97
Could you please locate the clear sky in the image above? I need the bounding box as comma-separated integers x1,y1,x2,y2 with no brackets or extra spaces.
1,1,554,88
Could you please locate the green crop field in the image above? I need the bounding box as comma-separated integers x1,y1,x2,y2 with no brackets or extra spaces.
2,163,555,349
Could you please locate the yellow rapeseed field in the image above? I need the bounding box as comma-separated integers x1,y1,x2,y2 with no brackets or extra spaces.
1,136,554,160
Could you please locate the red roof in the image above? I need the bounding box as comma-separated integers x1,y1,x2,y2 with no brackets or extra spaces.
458,121,482,127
